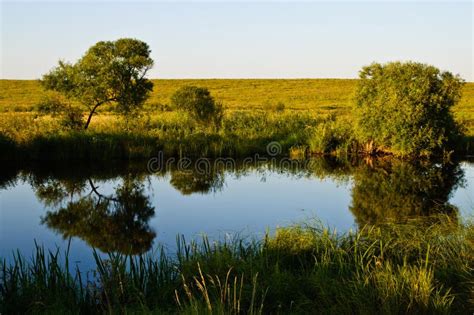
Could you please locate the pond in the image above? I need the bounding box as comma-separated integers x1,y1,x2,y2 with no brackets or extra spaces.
1,157,473,271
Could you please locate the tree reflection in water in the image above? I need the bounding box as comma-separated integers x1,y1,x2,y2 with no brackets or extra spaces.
170,168,225,195
350,158,465,226
35,175,155,255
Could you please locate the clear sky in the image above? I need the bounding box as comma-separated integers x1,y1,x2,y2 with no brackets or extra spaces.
1,1,472,80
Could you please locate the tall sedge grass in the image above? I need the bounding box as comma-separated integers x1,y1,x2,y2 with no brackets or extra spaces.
1,216,473,314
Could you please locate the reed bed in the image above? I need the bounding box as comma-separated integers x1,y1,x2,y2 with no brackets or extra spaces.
1,216,473,314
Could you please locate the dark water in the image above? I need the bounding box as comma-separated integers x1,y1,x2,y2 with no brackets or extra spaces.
1,158,473,271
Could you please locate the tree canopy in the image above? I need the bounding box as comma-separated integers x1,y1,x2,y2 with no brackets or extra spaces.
354,61,464,156
41,38,154,129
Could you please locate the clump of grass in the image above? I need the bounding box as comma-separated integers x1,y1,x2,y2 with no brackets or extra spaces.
1,216,472,313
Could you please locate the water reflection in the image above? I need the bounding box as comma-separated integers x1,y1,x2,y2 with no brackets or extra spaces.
349,158,465,226
170,169,225,195
27,171,156,255
1,157,469,255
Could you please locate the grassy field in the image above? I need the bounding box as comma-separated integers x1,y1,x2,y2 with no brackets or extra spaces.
0,79,356,111
1,79,473,159
2,79,473,118
2,79,473,133
1,217,473,314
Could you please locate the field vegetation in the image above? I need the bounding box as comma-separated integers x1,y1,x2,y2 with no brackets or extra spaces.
1,217,472,314
1,78,473,160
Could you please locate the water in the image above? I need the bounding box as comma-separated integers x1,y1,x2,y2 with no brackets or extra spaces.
1,158,473,271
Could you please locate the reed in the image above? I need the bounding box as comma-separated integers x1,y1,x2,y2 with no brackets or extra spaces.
1,216,472,314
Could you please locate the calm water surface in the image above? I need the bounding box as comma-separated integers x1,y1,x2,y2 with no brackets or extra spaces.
1,158,473,271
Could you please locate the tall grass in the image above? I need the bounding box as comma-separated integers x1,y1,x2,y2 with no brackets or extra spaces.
0,110,323,160
1,216,473,314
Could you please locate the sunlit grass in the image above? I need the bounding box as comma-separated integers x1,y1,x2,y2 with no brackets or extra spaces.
1,79,473,158
1,216,472,314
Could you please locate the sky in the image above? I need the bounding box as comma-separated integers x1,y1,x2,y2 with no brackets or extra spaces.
1,1,472,80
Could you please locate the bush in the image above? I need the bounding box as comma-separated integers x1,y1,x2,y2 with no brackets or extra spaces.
275,102,286,112
37,95,84,130
354,61,465,156
60,106,84,130
36,94,65,115
171,86,224,128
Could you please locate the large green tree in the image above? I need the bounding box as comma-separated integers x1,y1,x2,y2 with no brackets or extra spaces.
41,38,154,129
354,62,464,156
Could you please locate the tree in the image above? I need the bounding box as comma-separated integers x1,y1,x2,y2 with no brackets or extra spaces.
171,86,224,128
354,62,464,156
41,38,154,129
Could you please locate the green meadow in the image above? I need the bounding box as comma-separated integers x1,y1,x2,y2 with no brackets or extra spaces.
1,79,473,160
2,79,473,119
1,79,357,112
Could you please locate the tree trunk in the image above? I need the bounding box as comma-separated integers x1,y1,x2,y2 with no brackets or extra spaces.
84,103,101,130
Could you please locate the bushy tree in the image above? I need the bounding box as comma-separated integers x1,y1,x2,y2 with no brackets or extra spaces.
354,62,464,156
171,86,224,128
41,38,154,129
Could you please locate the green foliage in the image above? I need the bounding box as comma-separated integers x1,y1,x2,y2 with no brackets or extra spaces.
274,101,286,112
1,76,474,159
354,61,465,156
1,218,473,314
2,79,473,135
36,94,64,115
41,38,154,129
171,85,224,128
308,116,355,154
37,94,84,130
60,106,84,130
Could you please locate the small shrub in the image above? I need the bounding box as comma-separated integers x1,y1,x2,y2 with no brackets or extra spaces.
37,95,83,130
171,86,224,129
61,106,84,130
275,102,286,112
36,94,65,115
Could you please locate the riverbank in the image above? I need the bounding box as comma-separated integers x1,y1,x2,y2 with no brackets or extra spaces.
1,217,472,314
1,111,473,160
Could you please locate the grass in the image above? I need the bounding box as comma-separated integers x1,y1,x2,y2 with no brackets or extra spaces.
0,79,357,112
1,79,473,159
1,216,473,314
0,110,322,160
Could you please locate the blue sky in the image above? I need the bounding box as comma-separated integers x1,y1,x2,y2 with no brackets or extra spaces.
1,1,472,80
